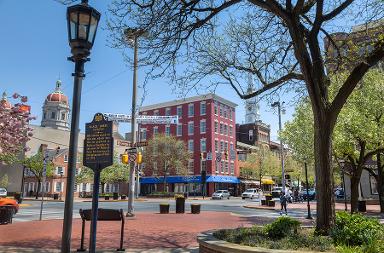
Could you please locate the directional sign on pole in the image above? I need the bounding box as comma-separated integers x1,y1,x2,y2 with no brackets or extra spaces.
103,113,178,124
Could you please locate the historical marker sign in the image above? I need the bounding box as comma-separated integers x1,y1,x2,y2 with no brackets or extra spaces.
83,113,114,171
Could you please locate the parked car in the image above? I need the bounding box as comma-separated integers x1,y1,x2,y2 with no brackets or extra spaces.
211,190,230,200
335,188,345,199
271,187,283,198
241,188,262,199
0,188,7,197
0,197,19,215
301,189,316,200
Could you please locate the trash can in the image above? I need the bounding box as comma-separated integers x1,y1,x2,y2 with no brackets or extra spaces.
191,204,201,214
14,192,22,204
358,200,366,212
113,192,119,200
160,203,170,214
176,197,185,213
0,207,13,224
53,193,59,200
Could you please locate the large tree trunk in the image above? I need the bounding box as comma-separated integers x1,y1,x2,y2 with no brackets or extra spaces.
314,117,335,235
350,175,360,213
377,152,384,213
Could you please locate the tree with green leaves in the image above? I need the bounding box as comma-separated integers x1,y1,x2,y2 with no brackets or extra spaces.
241,144,281,182
282,70,384,213
21,152,54,199
76,153,129,194
143,134,190,192
108,0,384,234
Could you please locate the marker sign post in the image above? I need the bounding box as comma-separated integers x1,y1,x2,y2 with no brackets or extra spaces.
83,113,114,253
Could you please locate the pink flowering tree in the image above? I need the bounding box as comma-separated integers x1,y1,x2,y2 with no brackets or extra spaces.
0,93,34,163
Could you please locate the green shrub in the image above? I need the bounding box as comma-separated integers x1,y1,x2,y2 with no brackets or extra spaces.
264,216,300,239
331,212,384,247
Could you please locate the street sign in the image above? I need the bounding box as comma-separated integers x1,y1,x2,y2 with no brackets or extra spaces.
216,152,222,162
206,152,212,161
129,153,137,163
117,141,148,147
127,147,137,154
103,113,179,124
134,141,148,147
83,113,114,171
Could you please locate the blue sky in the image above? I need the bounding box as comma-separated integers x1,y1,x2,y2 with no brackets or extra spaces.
0,0,296,141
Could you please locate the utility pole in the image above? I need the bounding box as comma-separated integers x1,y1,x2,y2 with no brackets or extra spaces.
272,101,286,194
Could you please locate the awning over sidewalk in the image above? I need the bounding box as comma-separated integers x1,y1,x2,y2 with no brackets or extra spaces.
140,175,240,184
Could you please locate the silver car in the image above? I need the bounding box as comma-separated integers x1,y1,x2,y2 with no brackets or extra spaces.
241,188,262,199
0,188,7,197
211,190,230,200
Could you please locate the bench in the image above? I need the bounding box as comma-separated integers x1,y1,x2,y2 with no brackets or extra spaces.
77,208,125,252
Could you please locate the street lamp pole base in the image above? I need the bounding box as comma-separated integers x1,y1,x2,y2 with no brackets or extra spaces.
126,212,135,217
305,215,313,219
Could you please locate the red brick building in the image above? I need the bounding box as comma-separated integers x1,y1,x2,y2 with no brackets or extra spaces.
139,94,240,196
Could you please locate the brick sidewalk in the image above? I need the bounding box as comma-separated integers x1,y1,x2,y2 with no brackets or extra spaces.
0,212,314,251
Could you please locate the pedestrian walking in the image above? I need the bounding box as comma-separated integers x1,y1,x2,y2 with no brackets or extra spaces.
280,191,287,215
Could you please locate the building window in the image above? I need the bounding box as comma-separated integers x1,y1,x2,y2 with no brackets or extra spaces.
74,183,77,192
188,104,194,117
223,109,227,118
221,161,225,173
224,124,228,135
200,102,206,115
154,110,159,116
200,139,206,152
188,140,194,152
51,111,56,119
188,122,194,135
64,155,68,162
370,175,378,194
215,140,219,152
249,129,254,141
43,112,46,119
177,106,182,118
214,121,218,133
229,126,233,136
177,124,182,136
153,162,158,175
219,106,223,116
220,123,224,134
229,109,232,120
165,125,171,136
230,143,234,152
57,167,64,176
82,183,87,192
141,129,147,140
188,160,194,174
215,161,219,173
214,104,218,115
200,120,206,134
165,107,171,116
220,141,224,152
61,113,66,120
225,162,229,173
56,182,63,192
153,126,159,136
230,163,234,175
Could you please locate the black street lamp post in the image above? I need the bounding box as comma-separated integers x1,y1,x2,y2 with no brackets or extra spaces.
61,1,100,252
339,160,348,211
304,162,313,219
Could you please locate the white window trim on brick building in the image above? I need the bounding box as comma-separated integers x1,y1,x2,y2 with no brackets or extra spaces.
188,103,194,117
188,139,194,152
177,124,182,136
200,101,206,115
188,121,194,135
200,138,207,152
200,119,206,134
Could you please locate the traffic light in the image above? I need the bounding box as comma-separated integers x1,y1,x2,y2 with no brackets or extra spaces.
137,151,143,164
121,152,129,164
201,170,207,184
224,151,228,160
200,152,204,160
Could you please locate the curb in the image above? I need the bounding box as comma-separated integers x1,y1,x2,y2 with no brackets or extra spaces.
0,246,198,253
243,205,275,211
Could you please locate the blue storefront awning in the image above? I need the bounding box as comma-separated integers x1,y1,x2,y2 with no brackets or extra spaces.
206,175,240,184
140,175,240,184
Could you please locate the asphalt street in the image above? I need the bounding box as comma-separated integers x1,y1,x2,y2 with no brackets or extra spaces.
14,197,316,223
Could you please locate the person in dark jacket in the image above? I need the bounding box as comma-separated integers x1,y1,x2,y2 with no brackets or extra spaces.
279,191,287,215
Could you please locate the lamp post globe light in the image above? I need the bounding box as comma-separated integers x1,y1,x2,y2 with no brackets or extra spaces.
61,1,100,252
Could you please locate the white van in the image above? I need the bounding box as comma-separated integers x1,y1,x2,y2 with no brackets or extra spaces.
241,188,262,199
